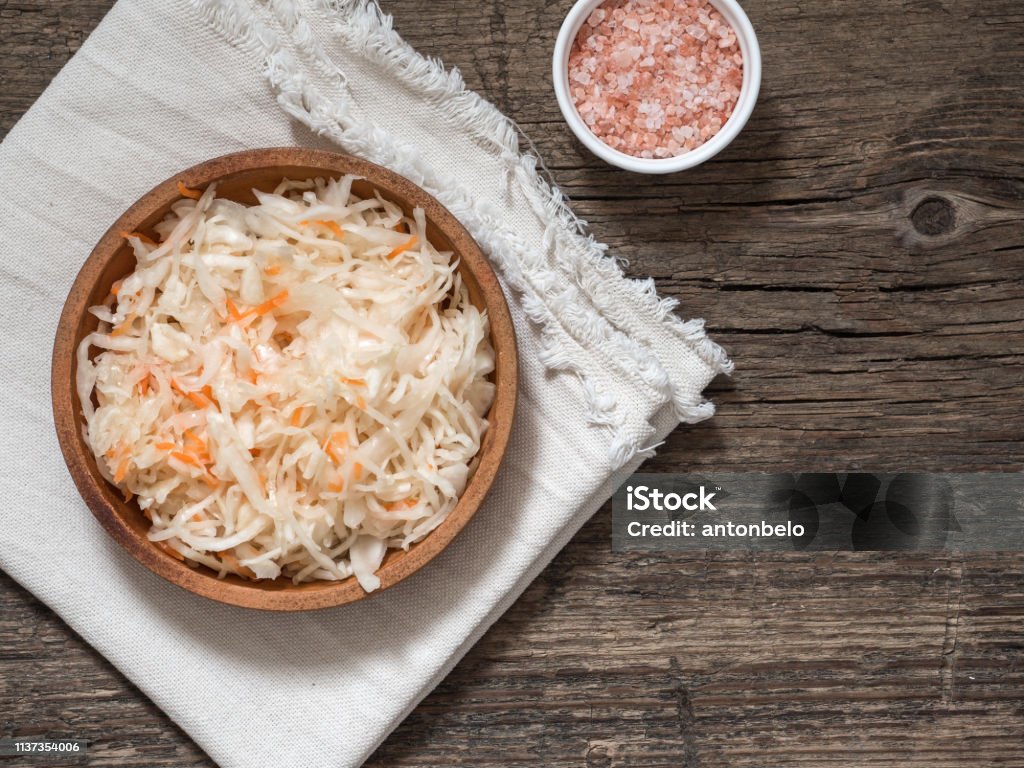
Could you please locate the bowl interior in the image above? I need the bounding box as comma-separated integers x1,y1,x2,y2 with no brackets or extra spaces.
52,149,517,611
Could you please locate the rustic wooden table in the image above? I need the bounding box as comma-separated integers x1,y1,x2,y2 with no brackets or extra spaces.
2,0,1022,765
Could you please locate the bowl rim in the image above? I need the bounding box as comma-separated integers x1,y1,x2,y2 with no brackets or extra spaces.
552,0,762,174
51,147,518,612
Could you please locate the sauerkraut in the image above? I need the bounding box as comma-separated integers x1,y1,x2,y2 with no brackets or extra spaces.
76,176,495,591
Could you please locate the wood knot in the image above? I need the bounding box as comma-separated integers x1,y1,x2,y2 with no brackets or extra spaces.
911,197,955,236
585,743,613,768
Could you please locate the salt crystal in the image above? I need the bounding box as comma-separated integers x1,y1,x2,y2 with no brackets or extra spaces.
611,49,633,67
567,0,743,159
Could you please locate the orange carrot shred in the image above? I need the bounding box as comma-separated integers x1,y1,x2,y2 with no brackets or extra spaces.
114,456,132,483
170,451,201,467
122,489,134,503
184,429,208,455
254,290,289,316
338,377,365,387
155,441,175,450
265,264,282,276
226,297,242,320
290,407,307,427
157,541,185,561
177,180,203,200
299,219,344,239
183,389,208,410
110,312,137,337
119,230,157,246
353,463,363,480
387,235,418,260
220,550,256,579
110,279,123,297
186,391,211,409
173,383,218,411
357,396,366,410
327,478,345,493
324,431,347,463
234,290,289,322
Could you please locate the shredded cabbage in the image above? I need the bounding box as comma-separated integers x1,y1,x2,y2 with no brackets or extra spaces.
77,177,495,591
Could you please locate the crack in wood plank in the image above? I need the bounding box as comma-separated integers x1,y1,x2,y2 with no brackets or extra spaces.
939,556,965,705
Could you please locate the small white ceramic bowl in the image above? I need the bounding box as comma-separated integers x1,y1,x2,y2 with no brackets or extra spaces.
552,0,762,174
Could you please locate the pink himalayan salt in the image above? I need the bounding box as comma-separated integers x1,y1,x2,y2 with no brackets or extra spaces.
568,0,743,159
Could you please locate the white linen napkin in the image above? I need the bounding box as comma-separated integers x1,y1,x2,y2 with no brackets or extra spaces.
0,1,730,765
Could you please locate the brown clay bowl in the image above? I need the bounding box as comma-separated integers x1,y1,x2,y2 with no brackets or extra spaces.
51,148,517,611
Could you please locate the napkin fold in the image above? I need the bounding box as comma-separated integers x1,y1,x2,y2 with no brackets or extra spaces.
0,1,730,765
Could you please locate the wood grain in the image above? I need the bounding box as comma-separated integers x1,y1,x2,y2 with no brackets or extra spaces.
2,0,1023,766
